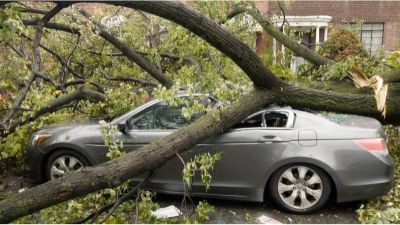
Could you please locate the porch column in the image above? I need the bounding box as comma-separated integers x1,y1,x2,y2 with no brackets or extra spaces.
324,27,328,42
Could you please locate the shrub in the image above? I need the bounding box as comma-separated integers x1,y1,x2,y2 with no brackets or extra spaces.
321,27,368,61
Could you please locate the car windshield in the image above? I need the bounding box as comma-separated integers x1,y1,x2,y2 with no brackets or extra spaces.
314,112,381,128
315,113,356,124
112,95,220,127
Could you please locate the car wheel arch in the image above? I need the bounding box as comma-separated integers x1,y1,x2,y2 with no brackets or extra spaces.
42,146,93,181
262,158,339,203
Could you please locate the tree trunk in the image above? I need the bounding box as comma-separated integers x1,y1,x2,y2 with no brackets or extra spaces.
0,88,276,223
381,69,400,83
279,85,400,124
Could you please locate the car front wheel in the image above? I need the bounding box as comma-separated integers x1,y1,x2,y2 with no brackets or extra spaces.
269,164,331,213
46,150,89,181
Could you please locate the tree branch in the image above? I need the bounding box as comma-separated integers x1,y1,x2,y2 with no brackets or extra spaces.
5,43,30,60
104,75,158,87
6,88,106,136
19,7,49,15
22,19,81,35
207,52,239,91
98,171,153,224
60,34,81,85
231,6,333,66
1,3,70,126
78,9,174,88
22,34,85,79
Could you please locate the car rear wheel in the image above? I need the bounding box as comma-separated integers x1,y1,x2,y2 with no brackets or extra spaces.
269,164,331,213
46,150,89,181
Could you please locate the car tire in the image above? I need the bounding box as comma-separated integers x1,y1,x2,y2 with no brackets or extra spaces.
269,164,331,214
46,150,89,181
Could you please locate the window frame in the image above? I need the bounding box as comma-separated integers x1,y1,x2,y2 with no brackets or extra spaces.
126,101,192,131
360,22,384,55
232,110,296,130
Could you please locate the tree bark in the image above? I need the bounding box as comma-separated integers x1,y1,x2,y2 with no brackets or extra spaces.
279,85,400,124
0,88,276,223
380,69,400,83
22,19,81,35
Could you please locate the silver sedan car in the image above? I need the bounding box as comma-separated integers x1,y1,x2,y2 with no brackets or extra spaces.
24,96,394,213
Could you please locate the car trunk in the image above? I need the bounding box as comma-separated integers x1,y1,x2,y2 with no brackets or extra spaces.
315,113,386,140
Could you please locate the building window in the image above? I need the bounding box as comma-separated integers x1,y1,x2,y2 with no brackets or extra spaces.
360,23,384,55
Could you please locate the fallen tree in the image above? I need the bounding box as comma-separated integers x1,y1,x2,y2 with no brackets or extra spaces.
227,4,400,116
233,5,400,83
0,1,399,223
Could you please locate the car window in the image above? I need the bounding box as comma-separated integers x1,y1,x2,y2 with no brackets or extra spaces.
264,111,289,128
127,102,192,130
232,113,264,129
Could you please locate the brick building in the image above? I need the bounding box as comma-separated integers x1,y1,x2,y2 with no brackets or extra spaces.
256,1,400,56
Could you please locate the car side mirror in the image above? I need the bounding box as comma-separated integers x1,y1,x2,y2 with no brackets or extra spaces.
117,122,128,134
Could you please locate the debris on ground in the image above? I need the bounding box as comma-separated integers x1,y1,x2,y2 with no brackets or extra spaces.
257,215,281,224
151,205,181,218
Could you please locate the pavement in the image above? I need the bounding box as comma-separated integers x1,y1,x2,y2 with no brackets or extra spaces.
0,174,361,224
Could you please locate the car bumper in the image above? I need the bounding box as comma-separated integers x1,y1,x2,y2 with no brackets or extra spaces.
337,179,394,203
336,154,394,203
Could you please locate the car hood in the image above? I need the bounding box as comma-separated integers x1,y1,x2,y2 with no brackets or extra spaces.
36,122,100,134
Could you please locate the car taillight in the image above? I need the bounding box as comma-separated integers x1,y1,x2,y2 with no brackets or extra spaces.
354,138,388,151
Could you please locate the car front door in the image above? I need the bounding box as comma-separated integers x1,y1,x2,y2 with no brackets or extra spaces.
120,101,199,193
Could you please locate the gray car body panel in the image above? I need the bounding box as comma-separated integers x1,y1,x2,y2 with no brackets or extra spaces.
24,100,394,204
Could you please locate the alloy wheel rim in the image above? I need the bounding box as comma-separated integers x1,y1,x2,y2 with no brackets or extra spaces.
50,156,83,180
277,166,323,209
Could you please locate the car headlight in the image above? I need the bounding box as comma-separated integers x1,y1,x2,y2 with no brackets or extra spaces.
32,134,52,146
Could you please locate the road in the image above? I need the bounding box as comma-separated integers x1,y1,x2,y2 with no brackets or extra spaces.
155,194,361,224
0,175,361,224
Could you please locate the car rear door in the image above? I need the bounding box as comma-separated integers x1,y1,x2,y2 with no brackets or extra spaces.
191,110,296,199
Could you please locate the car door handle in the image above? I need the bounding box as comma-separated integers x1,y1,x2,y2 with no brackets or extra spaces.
257,135,282,143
